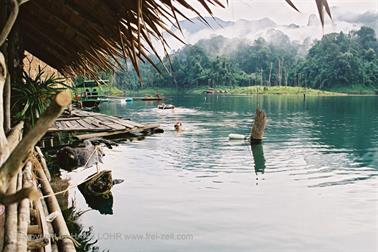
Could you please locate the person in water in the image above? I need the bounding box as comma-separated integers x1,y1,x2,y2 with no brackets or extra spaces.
174,121,183,131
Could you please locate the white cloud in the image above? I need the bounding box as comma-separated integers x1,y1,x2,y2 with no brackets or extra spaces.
181,0,377,25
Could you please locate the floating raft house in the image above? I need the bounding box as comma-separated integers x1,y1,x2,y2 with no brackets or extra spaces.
46,109,161,142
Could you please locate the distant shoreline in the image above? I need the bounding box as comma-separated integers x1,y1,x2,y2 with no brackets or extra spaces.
124,86,357,97
121,85,378,97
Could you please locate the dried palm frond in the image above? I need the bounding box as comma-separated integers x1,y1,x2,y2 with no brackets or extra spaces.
285,0,332,26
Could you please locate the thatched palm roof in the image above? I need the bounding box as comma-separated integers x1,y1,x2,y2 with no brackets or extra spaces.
19,0,225,77
19,0,330,77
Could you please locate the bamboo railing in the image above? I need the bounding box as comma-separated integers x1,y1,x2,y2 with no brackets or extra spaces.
1,150,76,252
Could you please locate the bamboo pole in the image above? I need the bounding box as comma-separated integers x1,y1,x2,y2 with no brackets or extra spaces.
35,167,76,252
250,108,267,144
4,74,11,133
3,176,18,252
16,162,32,252
35,146,51,182
0,52,8,164
27,225,41,235
41,197,57,252
0,91,71,194
33,194,52,252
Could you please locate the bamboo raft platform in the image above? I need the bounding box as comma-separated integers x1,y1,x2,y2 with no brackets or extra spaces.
46,109,162,141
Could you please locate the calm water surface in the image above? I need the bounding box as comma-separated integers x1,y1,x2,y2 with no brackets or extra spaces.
69,95,378,252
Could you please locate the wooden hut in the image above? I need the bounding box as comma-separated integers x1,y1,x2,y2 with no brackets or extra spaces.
0,0,331,251
0,1,228,251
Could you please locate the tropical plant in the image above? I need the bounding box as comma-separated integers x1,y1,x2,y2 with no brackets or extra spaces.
12,66,70,126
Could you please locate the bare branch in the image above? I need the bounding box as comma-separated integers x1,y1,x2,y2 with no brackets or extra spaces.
0,186,39,205
0,0,19,46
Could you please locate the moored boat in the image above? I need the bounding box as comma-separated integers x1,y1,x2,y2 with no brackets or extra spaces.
158,104,175,110
142,96,163,101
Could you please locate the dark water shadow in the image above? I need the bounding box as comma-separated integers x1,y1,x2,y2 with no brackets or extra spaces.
78,185,114,215
251,143,266,185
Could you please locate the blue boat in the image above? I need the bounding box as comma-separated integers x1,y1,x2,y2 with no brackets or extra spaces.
125,97,133,102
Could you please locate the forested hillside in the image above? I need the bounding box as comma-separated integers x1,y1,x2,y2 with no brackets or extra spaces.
114,27,378,91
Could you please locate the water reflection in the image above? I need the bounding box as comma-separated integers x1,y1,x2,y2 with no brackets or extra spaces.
251,143,266,185
51,174,101,252
62,201,100,252
78,171,115,215
251,143,266,175
78,188,114,215
83,96,378,252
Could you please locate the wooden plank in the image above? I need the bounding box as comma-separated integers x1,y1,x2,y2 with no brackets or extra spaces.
48,128,110,133
75,129,132,140
96,116,134,129
96,117,126,130
82,117,106,128
71,110,92,117
123,119,144,128
56,117,81,121
50,109,152,134
63,121,74,129
75,119,97,129
69,120,86,129
101,122,126,131
76,124,161,140
55,121,64,130
59,121,69,129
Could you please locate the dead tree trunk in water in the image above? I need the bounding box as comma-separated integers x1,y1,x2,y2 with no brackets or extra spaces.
250,108,267,144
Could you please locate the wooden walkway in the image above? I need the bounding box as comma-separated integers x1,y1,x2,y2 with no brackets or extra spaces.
48,110,161,140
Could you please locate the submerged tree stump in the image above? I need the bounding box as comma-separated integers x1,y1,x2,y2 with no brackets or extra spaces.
250,108,267,144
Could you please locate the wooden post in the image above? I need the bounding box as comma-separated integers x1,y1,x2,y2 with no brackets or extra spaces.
35,166,76,252
250,108,267,144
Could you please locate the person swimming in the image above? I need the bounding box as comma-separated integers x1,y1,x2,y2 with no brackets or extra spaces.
174,121,183,131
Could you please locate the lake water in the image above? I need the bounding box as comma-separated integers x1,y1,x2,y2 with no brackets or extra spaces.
69,95,378,252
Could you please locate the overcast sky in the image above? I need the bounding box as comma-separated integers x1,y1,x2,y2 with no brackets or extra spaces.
184,0,378,24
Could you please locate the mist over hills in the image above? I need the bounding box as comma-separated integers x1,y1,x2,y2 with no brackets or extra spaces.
164,9,377,53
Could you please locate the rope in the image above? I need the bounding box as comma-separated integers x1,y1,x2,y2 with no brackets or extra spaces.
53,234,81,247
39,145,102,200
